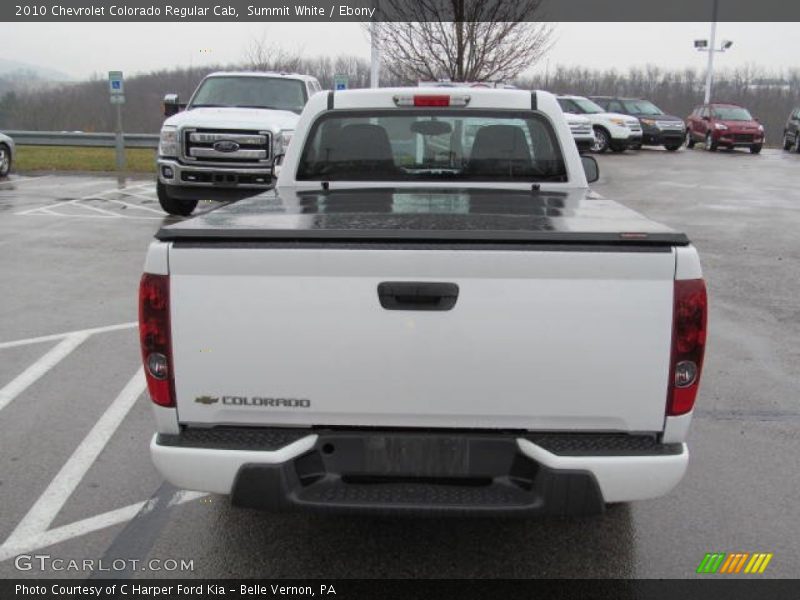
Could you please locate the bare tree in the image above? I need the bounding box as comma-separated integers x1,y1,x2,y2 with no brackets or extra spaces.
369,0,554,84
244,32,304,73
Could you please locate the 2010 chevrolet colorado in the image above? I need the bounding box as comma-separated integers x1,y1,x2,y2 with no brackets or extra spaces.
140,87,707,516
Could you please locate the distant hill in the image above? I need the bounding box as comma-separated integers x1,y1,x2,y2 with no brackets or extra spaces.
0,58,73,82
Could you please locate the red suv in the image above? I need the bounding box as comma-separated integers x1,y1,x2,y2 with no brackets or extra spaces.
686,103,764,154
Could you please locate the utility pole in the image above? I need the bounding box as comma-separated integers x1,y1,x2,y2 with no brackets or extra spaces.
704,0,719,104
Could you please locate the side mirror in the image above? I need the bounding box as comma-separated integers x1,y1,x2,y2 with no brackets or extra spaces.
581,155,599,183
273,154,285,179
163,93,184,118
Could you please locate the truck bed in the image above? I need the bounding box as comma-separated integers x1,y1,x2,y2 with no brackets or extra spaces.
156,188,689,247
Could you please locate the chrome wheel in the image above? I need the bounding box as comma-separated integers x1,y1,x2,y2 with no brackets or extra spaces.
0,145,9,177
591,128,609,153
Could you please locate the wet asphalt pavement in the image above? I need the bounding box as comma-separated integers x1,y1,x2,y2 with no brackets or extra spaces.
0,147,798,579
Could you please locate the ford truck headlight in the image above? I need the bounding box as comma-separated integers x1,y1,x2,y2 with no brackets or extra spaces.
640,118,656,127
159,126,178,157
273,130,294,159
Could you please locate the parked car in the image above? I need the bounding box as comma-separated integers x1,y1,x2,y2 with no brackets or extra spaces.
590,96,685,151
686,103,764,153
157,71,322,216
0,132,14,178
142,88,706,516
556,95,642,153
782,107,800,153
564,113,594,153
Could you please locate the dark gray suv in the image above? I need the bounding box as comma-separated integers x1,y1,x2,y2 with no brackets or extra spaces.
590,97,685,152
783,108,800,153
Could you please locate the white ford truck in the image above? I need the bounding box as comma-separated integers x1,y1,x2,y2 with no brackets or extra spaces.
156,71,322,216
140,87,707,516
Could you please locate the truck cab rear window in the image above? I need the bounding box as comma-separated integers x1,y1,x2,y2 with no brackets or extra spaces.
296,110,567,183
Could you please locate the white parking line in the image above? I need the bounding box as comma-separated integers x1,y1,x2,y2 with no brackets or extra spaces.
0,321,210,562
0,369,146,553
104,197,164,214
0,322,137,350
66,198,123,217
0,332,90,413
0,491,207,562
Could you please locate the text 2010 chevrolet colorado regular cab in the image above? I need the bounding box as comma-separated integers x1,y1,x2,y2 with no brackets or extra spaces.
140,88,707,516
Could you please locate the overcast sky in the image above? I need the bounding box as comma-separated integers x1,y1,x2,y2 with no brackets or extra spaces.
1,22,797,80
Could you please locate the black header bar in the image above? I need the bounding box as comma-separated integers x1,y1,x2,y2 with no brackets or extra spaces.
4,0,800,22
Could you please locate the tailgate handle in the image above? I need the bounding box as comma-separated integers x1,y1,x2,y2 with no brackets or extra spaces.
378,282,459,311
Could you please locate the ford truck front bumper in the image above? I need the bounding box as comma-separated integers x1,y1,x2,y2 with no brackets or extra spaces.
157,158,274,199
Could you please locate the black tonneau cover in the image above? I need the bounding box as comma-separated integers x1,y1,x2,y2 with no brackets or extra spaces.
156,188,689,246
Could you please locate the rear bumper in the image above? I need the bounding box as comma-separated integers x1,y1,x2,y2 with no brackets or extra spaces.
151,429,688,515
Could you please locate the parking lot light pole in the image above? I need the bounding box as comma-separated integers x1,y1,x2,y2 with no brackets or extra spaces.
695,0,733,104
704,2,718,104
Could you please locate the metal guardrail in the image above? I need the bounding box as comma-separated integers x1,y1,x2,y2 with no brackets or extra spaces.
3,130,159,149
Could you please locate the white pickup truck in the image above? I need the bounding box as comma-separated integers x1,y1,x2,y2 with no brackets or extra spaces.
156,71,321,216
140,87,707,516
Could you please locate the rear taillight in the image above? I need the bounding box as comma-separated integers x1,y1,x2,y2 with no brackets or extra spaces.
139,273,175,407
667,278,708,416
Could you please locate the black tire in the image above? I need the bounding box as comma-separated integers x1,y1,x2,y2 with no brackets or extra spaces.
794,135,800,154
783,132,793,151
157,181,198,216
665,143,682,152
591,127,610,153
686,130,696,149
0,144,11,178
750,144,762,154
705,132,717,152
629,143,642,151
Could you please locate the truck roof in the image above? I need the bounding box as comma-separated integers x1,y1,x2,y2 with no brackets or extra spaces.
204,71,318,82
156,188,688,247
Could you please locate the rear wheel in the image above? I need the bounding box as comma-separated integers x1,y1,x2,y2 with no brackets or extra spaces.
157,181,198,216
750,144,762,154
705,133,717,152
591,127,610,153
0,144,11,178
685,130,695,149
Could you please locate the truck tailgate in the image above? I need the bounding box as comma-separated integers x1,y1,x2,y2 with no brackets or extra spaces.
169,245,675,432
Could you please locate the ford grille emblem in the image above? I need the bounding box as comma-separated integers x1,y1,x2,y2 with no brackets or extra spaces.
214,140,239,153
